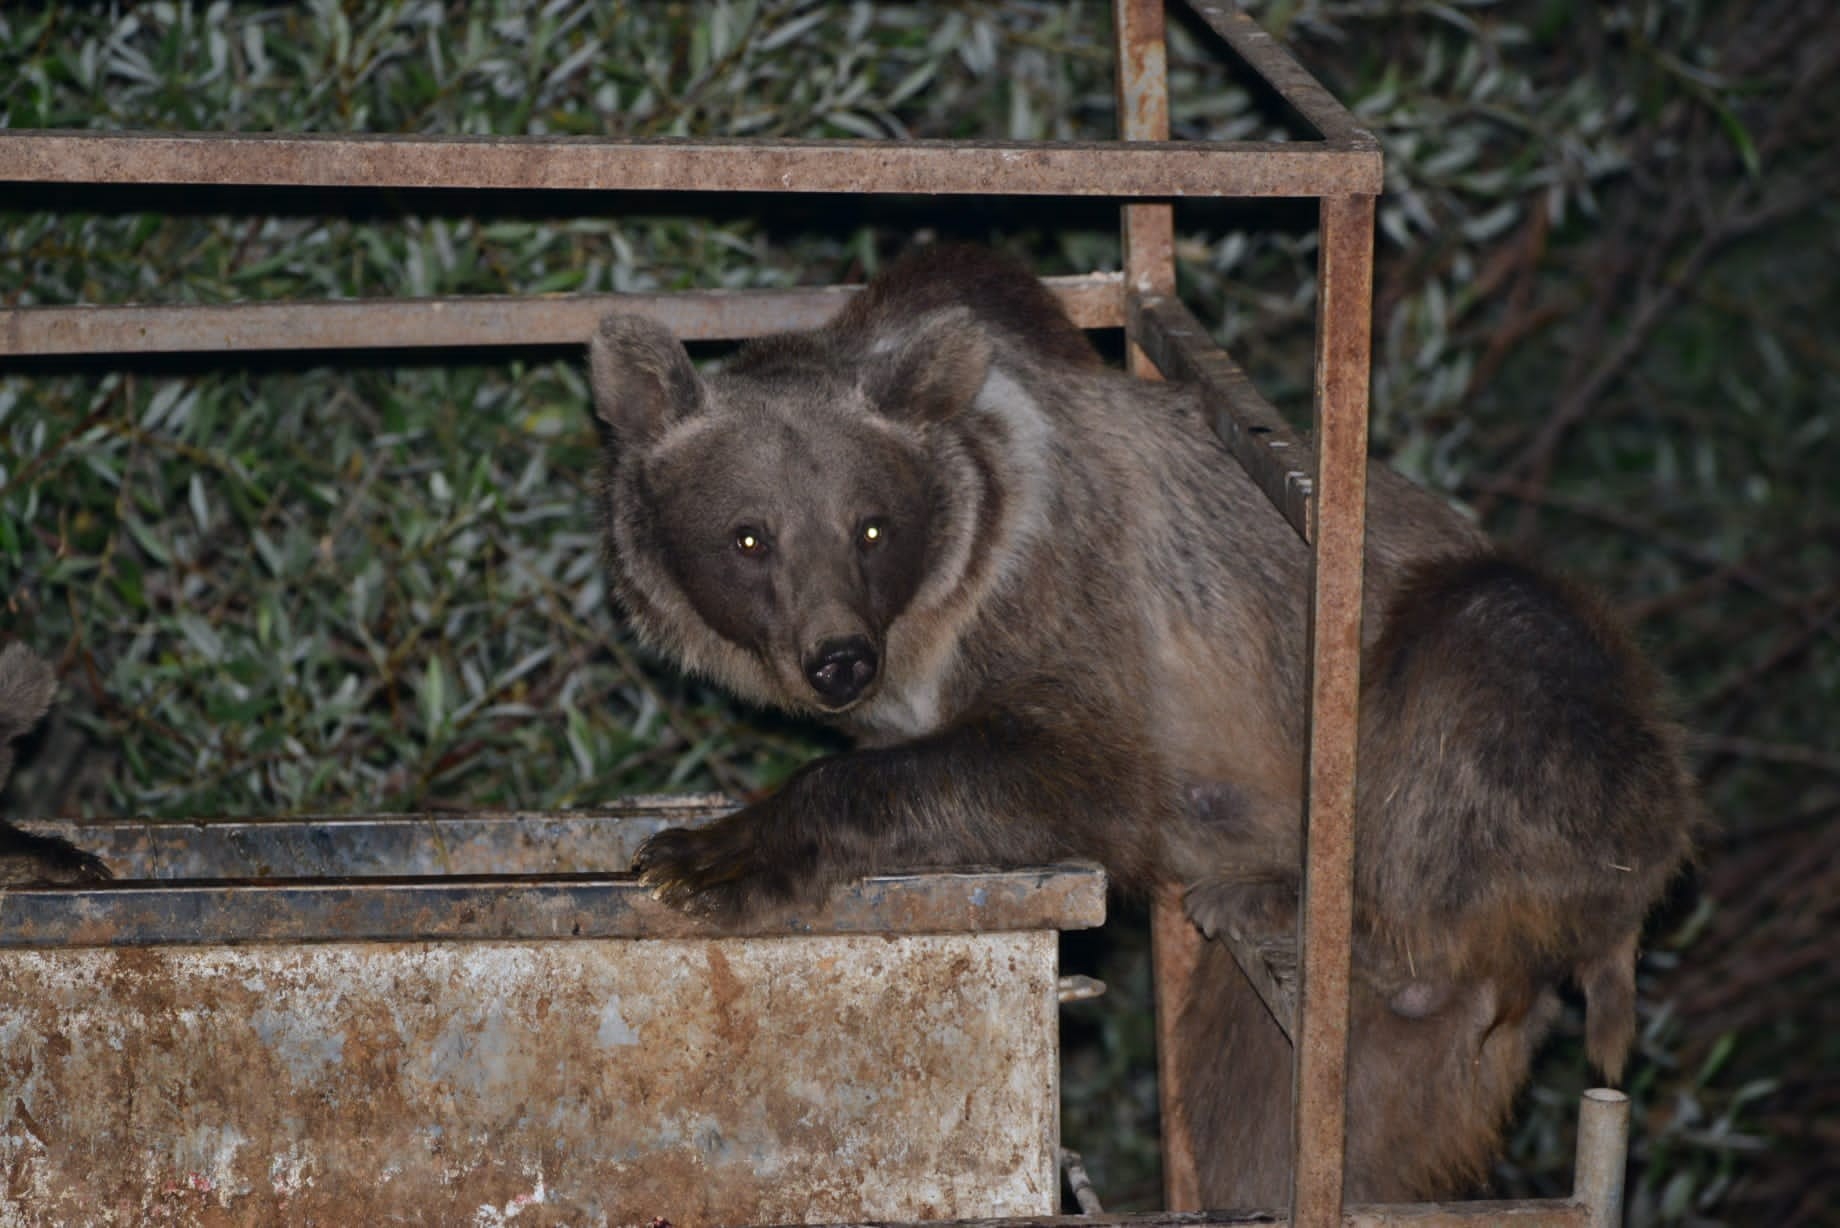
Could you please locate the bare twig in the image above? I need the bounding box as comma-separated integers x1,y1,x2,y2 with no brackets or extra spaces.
1687,734,1840,777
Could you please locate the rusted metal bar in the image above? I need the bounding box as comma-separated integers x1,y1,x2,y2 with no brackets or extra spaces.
805,1200,1593,1228
1150,889,1204,1210
1114,0,1197,1211
1116,0,1177,379
16,799,733,880
1572,1089,1631,1228
0,130,1384,198
0,865,1106,948
0,274,1124,358
1128,290,1314,542
1176,2,1381,149
1290,193,1376,1227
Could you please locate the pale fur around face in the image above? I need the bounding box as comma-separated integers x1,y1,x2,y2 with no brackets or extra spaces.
851,364,1058,742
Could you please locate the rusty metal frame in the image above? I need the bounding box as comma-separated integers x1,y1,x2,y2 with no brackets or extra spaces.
0,4,1629,1226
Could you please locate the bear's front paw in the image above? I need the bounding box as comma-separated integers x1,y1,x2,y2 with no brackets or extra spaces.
632,817,808,924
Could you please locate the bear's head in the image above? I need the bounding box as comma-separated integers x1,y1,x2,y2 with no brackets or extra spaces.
588,308,994,722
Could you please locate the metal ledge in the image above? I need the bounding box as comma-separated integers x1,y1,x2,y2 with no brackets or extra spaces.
16,801,727,879
0,130,1383,198
1129,288,1316,543
0,274,1124,358
0,865,1107,948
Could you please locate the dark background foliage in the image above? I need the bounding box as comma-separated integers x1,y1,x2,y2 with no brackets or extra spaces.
3,3,1834,1223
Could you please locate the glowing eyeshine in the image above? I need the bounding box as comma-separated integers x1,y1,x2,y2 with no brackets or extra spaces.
735,527,768,557
859,519,886,549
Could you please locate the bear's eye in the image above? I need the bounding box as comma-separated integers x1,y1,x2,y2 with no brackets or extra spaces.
734,525,770,557
857,518,888,551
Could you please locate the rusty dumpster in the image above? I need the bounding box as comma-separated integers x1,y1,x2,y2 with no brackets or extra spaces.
0,795,1104,1225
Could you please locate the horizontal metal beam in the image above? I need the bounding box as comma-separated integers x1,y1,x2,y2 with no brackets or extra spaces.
0,865,1106,947
17,799,731,879
0,130,1383,198
1128,288,1315,542
807,1199,1593,1227
0,274,1124,357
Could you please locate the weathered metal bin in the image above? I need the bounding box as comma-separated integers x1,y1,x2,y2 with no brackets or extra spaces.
0,795,1104,1225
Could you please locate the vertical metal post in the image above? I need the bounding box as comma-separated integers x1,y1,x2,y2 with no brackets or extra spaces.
1150,886,1203,1209
1573,1089,1631,1228
1115,0,1195,1212
1290,192,1376,1227
1115,0,1176,377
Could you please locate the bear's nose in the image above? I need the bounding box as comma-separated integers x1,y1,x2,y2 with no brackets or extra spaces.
804,637,878,706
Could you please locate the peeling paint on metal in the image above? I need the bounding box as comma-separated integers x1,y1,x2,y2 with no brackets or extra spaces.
251,1003,346,1083
596,995,641,1047
0,931,1063,1223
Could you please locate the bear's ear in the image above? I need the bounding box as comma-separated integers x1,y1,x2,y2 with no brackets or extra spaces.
862,307,993,425
588,313,704,441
